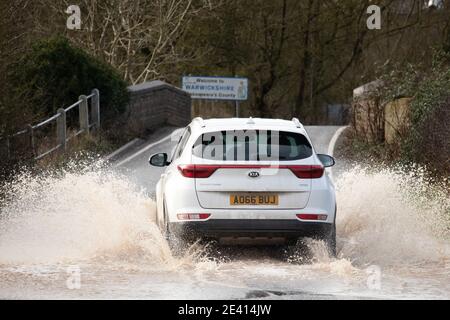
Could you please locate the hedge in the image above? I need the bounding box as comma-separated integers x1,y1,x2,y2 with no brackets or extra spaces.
11,36,129,125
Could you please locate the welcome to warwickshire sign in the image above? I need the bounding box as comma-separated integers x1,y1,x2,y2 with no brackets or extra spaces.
182,76,248,101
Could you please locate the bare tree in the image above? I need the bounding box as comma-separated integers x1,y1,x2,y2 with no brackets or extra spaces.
32,0,214,84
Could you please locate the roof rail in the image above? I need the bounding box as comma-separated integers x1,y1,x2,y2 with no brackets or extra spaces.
192,117,206,128
292,118,303,128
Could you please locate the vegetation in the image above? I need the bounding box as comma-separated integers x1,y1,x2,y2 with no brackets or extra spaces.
11,37,129,125
378,52,450,175
0,0,449,177
3,1,450,123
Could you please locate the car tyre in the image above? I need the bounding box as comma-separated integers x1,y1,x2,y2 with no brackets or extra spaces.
163,199,193,257
324,223,337,258
163,200,179,250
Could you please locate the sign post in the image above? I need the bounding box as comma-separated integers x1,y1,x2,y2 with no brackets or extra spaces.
182,76,248,117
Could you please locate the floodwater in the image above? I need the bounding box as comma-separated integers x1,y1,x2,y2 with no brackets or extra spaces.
0,161,448,300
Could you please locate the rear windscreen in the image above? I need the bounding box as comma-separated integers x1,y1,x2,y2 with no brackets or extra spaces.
192,130,312,161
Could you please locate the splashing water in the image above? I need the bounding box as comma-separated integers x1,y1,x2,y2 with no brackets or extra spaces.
335,165,449,268
0,163,181,267
0,161,449,299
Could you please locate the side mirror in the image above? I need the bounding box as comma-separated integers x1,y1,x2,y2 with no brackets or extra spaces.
149,153,169,167
317,154,335,168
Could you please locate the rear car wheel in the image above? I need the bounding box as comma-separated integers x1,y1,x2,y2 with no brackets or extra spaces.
163,200,177,249
324,223,336,258
326,206,337,257
163,199,192,256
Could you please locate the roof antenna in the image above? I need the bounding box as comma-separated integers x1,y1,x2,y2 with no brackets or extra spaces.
247,117,256,125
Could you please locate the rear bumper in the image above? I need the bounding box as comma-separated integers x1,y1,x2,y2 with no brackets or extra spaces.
170,219,334,240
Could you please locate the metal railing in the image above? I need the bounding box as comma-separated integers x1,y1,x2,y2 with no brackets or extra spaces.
0,89,100,161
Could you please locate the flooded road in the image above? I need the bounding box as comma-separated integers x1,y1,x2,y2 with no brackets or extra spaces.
0,126,449,299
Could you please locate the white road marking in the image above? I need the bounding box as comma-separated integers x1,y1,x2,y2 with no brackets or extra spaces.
328,126,349,157
104,138,141,161
327,126,349,181
114,129,183,167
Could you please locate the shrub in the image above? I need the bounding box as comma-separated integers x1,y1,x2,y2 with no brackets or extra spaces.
416,99,450,174
380,51,450,175
10,36,129,125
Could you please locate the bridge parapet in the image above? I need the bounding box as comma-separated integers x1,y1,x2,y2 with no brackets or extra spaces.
126,80,191,135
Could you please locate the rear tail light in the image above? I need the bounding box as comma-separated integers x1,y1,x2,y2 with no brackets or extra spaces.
177,213,211,221
297,214,328,221
288,165,324,179
178,165,218,178
178,164,324,179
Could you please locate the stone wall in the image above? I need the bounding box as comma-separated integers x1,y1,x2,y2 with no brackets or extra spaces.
385,98,412,145
126,80,191,135
351,81,412,145
352,81,385,143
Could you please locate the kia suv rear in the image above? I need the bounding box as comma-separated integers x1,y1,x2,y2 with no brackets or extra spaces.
150,118,337,255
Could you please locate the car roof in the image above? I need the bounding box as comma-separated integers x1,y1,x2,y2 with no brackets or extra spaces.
191,118,306,133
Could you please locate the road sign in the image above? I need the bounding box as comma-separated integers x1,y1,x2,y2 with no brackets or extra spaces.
182,76,248,101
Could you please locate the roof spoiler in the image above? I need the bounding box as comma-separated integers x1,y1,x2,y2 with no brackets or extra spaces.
192,117,206,128
292,118,303,129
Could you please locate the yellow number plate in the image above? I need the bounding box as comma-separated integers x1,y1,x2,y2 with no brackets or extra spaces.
230,194,279,206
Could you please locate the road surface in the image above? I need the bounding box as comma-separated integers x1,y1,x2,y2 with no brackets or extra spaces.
0,125,449,300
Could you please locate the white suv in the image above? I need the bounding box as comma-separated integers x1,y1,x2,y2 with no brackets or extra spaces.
150,118,337,255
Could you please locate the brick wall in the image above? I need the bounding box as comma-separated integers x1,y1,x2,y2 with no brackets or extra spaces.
126,80,191,135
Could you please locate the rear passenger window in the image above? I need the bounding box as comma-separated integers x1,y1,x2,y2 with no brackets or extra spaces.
192,130,312,161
